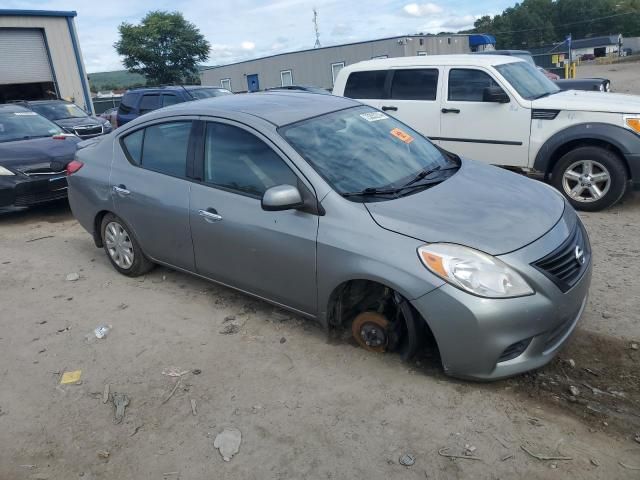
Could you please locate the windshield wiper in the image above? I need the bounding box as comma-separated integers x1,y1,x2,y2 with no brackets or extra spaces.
342,180,445,198
403,165,442,188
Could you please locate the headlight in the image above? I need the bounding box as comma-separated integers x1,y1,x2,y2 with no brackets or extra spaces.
624,116,640,134
418,244,534,298
0,166,15,176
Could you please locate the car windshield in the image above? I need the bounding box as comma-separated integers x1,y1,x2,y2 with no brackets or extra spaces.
0,111,62,143
189,88,232,99
31,102,88,120
495,61,560,100
280,106,456,199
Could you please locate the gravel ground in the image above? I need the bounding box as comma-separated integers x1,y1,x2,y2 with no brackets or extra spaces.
577,59,640,95
0,192,638,479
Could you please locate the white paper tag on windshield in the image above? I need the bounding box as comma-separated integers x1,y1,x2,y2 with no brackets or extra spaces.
359,112,388,122
14,112,37,116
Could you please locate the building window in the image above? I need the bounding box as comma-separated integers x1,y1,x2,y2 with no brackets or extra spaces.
331,62,345,85
419,38,424,46
280,70,293,87
447,37,451,45
221,78,231,90
417,50,427,56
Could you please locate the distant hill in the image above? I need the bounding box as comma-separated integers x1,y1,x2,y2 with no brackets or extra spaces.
88,66,214,92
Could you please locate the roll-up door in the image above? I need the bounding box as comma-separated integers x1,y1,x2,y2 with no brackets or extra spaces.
0,29,54,85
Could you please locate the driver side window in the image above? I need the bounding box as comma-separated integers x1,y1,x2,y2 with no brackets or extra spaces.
448,69,498,102
204,122,298,198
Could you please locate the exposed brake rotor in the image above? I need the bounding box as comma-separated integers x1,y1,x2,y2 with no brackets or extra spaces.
352,311,390,353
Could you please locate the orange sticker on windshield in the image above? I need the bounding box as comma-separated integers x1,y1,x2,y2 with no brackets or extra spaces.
390,128,414,144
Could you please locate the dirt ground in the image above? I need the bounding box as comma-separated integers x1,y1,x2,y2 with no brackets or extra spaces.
0,191,639,480
577,59,640,95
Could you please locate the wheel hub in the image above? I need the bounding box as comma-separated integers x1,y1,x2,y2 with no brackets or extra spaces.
352,311,389,353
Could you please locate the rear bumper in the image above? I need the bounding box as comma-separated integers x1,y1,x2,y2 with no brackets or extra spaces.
0,174,68,208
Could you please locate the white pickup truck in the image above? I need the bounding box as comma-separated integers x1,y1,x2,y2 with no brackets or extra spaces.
332,55,640,211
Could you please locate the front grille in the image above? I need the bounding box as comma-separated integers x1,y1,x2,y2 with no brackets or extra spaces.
73,124,103,137
532,221,590,292
532,109,560,120
14,188,67,206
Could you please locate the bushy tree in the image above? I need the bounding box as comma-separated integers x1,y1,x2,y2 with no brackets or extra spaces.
115,11,210,85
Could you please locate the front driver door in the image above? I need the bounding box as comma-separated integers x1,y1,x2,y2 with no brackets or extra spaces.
189,120,318,315
438,67,530,167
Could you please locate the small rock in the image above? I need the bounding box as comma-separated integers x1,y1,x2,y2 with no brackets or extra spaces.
223,315,236,323
567,358,576,368
569,386,580,396
280,337,286,344
399,453,415,466
464,444,476,456
602,311,612,319
219,324,239,335
550,463,557,469
65,272,79,282
590,458,600,467
631,343,638,350
213,428,242,461
192,369,202,375
634,433,640,444
97,450,110,459
603,421,608,427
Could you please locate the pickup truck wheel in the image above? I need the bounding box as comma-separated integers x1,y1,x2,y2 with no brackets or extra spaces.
101,213,154,277
551,146,628,211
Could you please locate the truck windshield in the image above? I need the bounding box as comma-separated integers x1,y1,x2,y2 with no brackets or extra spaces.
495,61,560,100
279,106,456,199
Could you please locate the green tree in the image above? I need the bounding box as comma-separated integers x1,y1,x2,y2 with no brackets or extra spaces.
114,11,210,85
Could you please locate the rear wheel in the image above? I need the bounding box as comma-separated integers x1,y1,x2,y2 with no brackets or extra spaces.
101,213,154,277
551,146,628,211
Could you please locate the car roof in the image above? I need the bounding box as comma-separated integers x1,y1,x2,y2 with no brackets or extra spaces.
126,85,227,93
0,104,32,113
343,54,522,72
135,91,361,127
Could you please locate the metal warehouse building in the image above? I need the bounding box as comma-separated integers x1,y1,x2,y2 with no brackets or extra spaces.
201,34,496,93
0,9,93,113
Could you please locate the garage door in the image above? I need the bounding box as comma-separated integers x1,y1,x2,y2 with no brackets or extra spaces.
0,29,54,85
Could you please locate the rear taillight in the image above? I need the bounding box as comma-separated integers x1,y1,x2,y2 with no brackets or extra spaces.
66,160,84,175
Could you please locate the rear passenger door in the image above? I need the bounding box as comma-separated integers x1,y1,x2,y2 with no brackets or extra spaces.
112,119,196,270
382,68,441,140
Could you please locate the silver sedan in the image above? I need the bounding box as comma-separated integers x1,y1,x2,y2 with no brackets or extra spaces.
67,92,591,380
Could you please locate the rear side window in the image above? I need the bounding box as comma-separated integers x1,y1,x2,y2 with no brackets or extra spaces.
390,69,439,100
139,94,161,114
118,93,139,114
162,94,181,107
344,70,387,99
448,69,498,101
121,121,192,177
204,122,298,197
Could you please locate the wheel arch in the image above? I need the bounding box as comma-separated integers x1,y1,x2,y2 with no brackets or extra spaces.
93,210,112,248
533,123,637,181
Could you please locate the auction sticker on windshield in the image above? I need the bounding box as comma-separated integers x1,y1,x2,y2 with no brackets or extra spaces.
390,127,414,144
359,112,388,122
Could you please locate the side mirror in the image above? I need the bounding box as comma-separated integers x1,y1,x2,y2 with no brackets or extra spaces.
261,184,303,211
483,86,510,103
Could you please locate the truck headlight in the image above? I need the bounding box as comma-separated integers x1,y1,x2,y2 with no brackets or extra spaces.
418,244,534,298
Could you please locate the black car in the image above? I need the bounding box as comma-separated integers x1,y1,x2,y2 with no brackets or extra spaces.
16,99,112,139
0,104,81,209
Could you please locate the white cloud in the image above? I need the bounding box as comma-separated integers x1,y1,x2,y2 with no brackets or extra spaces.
241,41,256,51
403,3,443,17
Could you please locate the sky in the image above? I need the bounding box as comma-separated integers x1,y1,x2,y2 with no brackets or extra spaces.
4,0,516,73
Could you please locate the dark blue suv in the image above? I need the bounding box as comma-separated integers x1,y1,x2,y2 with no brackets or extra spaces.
116,85,232,127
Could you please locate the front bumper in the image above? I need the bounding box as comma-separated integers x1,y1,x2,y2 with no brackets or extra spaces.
411,207,592,380
0,174,68,208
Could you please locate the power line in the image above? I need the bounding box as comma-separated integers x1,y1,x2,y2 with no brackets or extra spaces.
486,10,638,35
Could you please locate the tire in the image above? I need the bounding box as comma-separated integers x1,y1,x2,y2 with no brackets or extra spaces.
100,213,154,277
551,146,628,211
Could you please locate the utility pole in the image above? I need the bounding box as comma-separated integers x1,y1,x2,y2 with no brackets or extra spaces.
313,8,321,48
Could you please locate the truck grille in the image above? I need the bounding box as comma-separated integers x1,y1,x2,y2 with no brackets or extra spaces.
532,221,590,293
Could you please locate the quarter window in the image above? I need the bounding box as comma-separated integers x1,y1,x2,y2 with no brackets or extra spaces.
331,62,345,86
448,69,498,102
281,70,293,87
343,70,387,99
390,69,439,100
139,94,161,114
204,122,298,197
122,129,144,165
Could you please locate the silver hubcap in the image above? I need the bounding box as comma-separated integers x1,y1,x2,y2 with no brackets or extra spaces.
562,159,611,203
104,221,134,269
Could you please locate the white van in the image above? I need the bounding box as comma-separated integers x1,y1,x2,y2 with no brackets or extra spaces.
332,55,640,211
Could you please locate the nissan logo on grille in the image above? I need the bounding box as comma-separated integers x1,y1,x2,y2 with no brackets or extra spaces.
575,245,585,265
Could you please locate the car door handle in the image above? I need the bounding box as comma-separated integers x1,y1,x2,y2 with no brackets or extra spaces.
113,185,130,195
198,209,223,223
441,108,460,114
381,106,398,111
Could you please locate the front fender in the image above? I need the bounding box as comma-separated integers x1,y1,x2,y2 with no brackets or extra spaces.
533,122,640,181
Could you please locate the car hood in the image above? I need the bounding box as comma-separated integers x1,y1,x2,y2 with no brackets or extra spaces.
55,116,105,129
364,159,565,256
532,90,640,114
0,136,80,171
